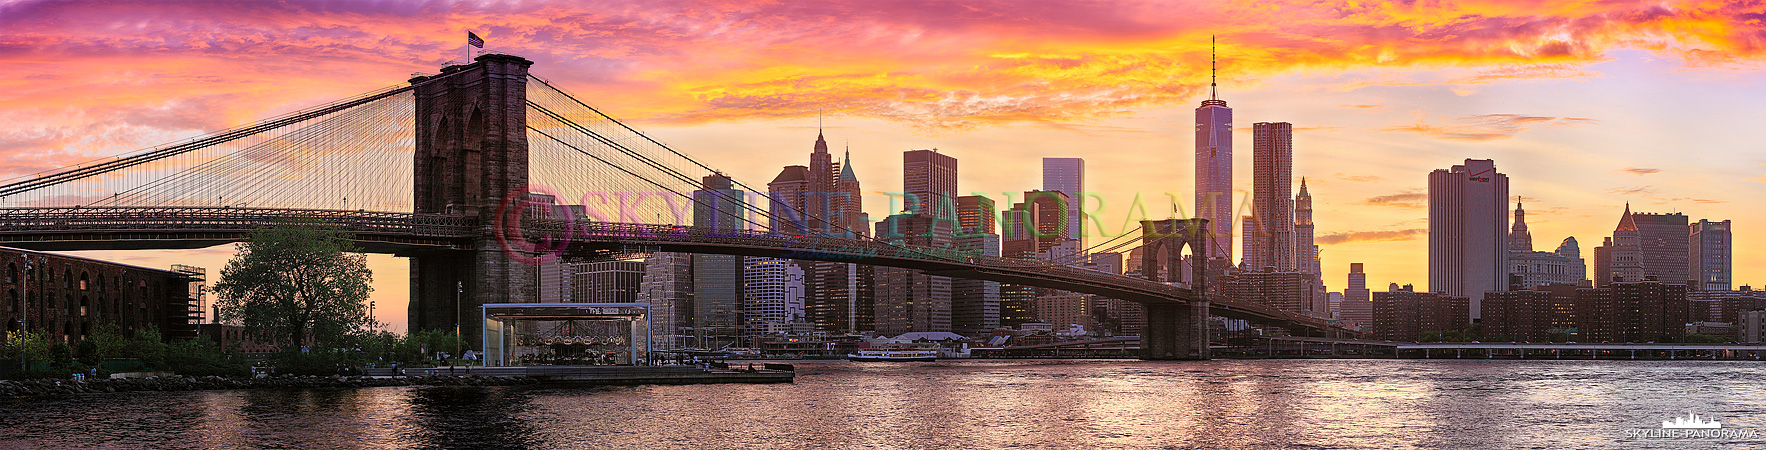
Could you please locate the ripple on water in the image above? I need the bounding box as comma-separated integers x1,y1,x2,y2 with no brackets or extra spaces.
3,360,1764,449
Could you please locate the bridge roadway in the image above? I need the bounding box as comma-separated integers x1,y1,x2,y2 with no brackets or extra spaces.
0,206,1353,336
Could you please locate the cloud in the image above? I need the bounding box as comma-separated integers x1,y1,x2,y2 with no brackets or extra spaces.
0,0,1758,145
1336,173,1382,182
1619,168,1661,175
1377,113,1601,141
1605,185,1655,196
1363,189,1426,209
1341,104,1382,110
1317,228,1427,245
1659,197,1726,204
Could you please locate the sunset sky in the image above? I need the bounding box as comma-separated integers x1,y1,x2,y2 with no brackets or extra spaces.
4,0,1763,332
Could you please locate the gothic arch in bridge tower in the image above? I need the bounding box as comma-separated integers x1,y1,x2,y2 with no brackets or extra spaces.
1138,218,1212,360
407,54,536,349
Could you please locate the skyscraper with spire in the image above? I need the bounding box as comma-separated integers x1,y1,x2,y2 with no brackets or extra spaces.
1507,202,1588,289
1295,178,1317,275
1195,36,1234,264
808,127,836,234
1508,202,1533,252
805,131,873,333
1594,204,1687,287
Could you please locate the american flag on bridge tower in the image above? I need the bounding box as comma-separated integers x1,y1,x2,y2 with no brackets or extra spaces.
467,32,484,48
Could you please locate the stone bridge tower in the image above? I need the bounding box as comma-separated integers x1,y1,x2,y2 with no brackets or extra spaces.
407,54,536,347
1139,218,1211,360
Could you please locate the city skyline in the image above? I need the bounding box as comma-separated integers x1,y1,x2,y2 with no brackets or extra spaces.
5,0,1765,331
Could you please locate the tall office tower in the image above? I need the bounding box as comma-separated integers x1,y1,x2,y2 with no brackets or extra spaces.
903,149,958,216
572,261,646,303
1556,237,1586,282
1595,237,1614,287
694,173,747,234
998,207,1037,329
1295,178,1318,275
1690,219,1733,291
997,190,1075,330
536,260,575,304
951,231,1002,337
1042,157,1086,249
742,257,806,335
873,214,954,335
767,165,811,235
640,252,693,349
957,195,997,234
1195,39,1234,263
1633,211,1689,285
807,130,835,234
1605,205,1643,286
1428,159,1509,319
1601,205,1689,286
692,173,746,347
1000,190,1073,255
1342,263,1371,328
809,148,871,333
1244,122,1295,271
532,199,582,303
832,148,867,237
808,261,869,333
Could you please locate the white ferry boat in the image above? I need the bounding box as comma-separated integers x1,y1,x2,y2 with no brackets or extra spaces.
846,348,938,362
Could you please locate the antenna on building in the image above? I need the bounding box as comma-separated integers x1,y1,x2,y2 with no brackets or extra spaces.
1210,35,1218,101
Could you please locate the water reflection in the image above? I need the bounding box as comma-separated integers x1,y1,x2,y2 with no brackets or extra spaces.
4,360,1765,449
402,386,540,449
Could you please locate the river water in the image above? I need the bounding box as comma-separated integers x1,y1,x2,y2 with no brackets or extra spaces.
3,359,1763,449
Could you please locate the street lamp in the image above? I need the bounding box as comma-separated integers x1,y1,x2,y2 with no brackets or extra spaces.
454,281,463,362
16,254,26,371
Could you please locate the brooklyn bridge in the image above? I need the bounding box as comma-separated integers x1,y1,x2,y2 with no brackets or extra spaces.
0,54,1355,360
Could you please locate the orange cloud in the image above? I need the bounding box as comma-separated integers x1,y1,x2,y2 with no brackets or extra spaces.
1363,189,1426,209
1,0,1764,177
1317,228,1427,245
1605,185,1655,195
1378,113,1601,141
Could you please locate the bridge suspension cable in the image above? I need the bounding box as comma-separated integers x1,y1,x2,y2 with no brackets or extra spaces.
524,76,899,248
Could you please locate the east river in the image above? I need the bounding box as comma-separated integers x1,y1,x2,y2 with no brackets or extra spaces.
4,359,1764,449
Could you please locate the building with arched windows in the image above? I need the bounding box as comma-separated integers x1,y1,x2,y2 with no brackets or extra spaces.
0,246,199,343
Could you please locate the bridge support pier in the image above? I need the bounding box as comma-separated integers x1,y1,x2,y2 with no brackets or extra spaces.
1142,301,1209,360
407,53,537,350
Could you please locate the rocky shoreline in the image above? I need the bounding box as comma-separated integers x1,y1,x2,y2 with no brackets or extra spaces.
0,374,540,397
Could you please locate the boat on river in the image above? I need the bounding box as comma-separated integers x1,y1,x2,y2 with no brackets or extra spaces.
846,348,938,362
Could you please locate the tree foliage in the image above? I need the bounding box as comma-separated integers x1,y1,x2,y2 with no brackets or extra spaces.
212,221,373,350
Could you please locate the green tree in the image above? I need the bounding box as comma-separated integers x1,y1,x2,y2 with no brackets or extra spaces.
212,221,373,351
4,330,49,370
